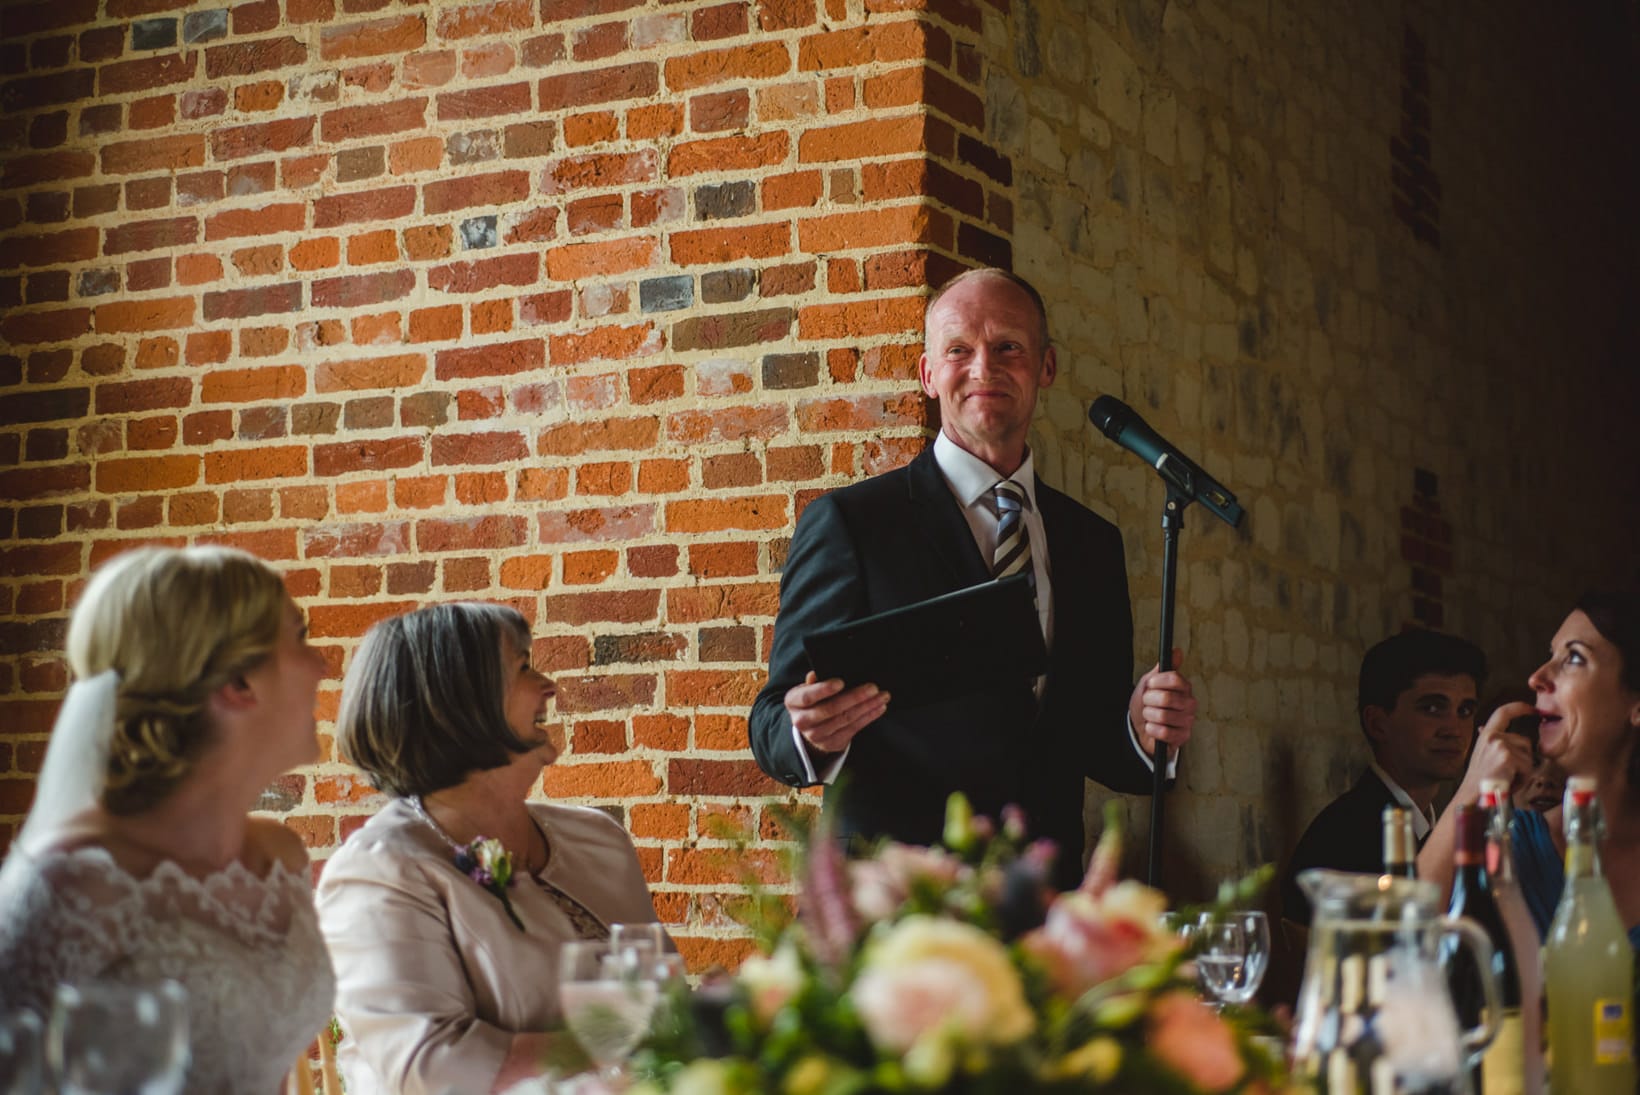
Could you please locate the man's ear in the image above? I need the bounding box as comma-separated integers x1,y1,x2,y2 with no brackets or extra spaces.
917,350,936,398
1362,705,1391,745
1038,345,1057,388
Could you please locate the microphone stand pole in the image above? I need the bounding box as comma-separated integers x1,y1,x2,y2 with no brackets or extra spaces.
1147,484,1192,888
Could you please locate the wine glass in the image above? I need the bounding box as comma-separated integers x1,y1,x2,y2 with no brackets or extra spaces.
1196,911,1270,1007
609,922,666,954
47,980,189,1095
560,940,659,1088
640,951,689,1043
0,1010,45,1095
1161,909,1200,944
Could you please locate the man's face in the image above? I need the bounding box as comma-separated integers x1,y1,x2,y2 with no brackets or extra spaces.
918,275,1057,472
1367,672,1480,785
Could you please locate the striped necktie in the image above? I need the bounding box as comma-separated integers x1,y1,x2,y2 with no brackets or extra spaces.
992,479,1033,589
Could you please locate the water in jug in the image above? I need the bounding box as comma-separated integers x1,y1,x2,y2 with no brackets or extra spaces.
1291,869,1501,1094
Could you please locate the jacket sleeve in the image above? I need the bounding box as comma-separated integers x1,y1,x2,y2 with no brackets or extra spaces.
316,844,513,1095
1096,532,1152,793
748,493,865,786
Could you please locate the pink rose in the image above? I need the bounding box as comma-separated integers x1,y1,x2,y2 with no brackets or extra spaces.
848,845,967,920
1146,992,1245,1092
1021,884,1176,997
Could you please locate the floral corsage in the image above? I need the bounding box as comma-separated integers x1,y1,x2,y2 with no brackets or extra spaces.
454,836,525,932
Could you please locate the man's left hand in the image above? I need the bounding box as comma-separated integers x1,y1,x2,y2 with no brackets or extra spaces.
1130,648,1195,759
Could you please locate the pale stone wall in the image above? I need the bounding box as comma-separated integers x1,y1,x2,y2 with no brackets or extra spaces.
975,0,1638,897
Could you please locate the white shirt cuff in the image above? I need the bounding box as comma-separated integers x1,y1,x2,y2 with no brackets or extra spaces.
1129,711,1179,779
792,721,850,785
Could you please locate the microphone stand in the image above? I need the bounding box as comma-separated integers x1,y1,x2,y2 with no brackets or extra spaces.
1147,483,1193,888
1086,397,1244,888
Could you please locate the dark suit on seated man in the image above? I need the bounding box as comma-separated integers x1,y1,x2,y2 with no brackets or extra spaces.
1280,628,1487,925
747,268,1197,891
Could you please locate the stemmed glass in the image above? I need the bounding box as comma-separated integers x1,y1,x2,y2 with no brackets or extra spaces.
608,922,666,957
607,923,665,982
560,940,660,1089
609,923,685,1038
47,980,189,1095
1195,910,1271,1007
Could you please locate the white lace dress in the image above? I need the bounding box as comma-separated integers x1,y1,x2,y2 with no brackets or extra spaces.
0,845,335,1095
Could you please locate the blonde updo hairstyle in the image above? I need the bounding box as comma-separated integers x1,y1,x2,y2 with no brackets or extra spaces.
65,546,289,815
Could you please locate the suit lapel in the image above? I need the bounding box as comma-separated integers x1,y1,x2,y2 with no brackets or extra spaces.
906,448,991,588
1036,482,1087,630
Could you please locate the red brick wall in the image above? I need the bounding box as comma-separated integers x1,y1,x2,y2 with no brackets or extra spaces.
0,0,1014,966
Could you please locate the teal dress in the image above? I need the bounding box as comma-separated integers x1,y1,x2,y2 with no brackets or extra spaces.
1511,809,1640,949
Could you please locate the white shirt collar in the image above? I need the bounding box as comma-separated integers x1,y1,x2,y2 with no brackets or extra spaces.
1369,760,1435,839
932,431,1037,511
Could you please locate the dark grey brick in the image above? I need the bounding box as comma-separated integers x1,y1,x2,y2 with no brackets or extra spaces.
183,10,229,44
461,215,498,250
639,274,693,313
132,18,178,50
76,269,119,298
695,180,755,220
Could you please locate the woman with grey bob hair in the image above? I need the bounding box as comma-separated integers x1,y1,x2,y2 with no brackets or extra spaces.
0,545,335,1095
317,601,666,1095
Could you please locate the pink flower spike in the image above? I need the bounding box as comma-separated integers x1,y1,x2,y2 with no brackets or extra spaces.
1000,805,1028,841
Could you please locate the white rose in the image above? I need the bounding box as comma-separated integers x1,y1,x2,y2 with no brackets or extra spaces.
852,916,1034,1057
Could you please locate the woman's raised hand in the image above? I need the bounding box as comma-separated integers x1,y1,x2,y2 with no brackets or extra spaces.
1457,700,1538,803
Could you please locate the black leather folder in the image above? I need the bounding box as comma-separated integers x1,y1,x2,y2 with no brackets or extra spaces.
801,573,1048,710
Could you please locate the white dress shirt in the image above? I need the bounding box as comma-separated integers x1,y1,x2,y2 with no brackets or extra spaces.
1369,760,1436,840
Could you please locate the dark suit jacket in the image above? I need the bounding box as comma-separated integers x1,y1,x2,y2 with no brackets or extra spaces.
748,447,1153,890
1279,768,1413,926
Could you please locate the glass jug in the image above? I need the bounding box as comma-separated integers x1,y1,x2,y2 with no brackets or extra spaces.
1291,870,1501,1094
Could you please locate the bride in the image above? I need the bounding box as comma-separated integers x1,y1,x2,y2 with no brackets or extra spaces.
0,546,335,1094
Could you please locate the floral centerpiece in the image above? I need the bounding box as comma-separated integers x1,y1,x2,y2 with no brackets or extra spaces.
632,797,1289,1095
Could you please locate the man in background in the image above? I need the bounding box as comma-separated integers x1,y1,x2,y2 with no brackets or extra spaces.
1279,628,1488,925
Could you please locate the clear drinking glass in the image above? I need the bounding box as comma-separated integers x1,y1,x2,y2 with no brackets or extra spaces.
609,922,666,959
47,980,189,1095
559,940,659,1088
0,1010,45,1095
641,951,689,1043
1161,909,1200,944
1196,910,1270,1007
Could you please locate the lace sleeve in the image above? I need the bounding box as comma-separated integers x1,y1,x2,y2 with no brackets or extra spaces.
0,850,130,1016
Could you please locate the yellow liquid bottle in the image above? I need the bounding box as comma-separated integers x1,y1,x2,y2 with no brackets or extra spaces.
1544,777,1635,1094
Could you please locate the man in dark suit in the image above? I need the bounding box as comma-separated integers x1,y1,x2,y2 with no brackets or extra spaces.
747,268,1196,890
1278,628,1487,925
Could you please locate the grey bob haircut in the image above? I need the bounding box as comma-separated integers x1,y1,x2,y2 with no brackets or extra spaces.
337,601,536,799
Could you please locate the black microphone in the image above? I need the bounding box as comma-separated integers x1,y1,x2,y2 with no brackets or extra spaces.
1088,395,1245,528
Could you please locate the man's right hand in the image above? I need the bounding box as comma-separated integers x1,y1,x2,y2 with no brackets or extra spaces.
786,671,889,755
